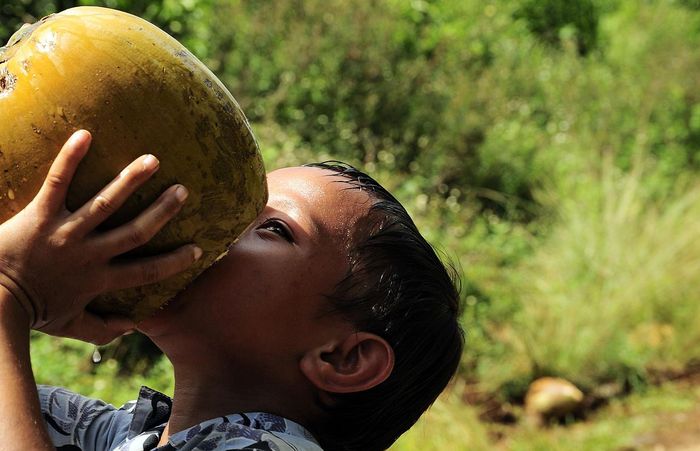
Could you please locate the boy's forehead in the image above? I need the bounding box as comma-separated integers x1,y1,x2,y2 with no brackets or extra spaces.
267,166,372,239
267,166,365,202
267,167,329,199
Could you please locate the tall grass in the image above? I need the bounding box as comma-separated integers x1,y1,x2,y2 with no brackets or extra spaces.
390,381,492,451
480,156,700,392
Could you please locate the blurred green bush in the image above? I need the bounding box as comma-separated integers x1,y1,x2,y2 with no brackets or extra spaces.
515,0,599,54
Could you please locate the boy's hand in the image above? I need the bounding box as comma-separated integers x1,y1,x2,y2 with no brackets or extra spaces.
0,130,201,344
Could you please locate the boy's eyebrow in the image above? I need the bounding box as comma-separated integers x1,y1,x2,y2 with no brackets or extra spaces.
302,211,325,240
274,197,326,240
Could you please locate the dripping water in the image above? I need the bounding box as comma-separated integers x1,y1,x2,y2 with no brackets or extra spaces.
91,346,102,364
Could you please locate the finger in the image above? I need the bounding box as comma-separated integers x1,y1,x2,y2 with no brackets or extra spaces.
95,184,189,257
60,311,136,345
108,244,202,290
36,130,92,213
68,154,160,235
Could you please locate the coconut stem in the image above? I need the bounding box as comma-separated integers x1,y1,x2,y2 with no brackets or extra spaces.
0,68,16,93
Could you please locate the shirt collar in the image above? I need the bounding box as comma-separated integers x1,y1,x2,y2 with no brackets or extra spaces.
128,386,320,447
128,386,173,439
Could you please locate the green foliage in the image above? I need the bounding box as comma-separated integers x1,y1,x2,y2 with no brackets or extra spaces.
0,0,68,41
515,0,599,54
0,0,215,46
170,0,555,221
678,0,700,10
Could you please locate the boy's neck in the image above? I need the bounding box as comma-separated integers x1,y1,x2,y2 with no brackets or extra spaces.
156,359,314,447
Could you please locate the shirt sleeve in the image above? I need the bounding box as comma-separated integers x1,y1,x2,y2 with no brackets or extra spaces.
37,385,133,451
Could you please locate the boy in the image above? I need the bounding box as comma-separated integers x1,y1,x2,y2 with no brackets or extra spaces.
0,130,464,451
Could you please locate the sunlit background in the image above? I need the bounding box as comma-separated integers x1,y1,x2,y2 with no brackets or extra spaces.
4,1,700,449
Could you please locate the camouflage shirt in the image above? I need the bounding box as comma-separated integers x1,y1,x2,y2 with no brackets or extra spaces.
38,385,323,451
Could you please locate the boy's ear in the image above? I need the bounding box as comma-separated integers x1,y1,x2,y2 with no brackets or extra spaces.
300,332,395,394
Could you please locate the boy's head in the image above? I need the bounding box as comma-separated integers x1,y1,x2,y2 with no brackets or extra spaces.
141,162,463,451
303,162,464,451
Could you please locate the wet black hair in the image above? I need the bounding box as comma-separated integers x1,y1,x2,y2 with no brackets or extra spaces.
304,162,465,451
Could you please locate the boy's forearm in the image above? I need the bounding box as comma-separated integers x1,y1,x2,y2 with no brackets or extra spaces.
0,287,53,450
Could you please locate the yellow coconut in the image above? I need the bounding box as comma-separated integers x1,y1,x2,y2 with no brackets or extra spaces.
0,7,267,320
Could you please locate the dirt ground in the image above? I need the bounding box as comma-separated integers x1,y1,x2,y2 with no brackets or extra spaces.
630,406,700,450
628,374,700,451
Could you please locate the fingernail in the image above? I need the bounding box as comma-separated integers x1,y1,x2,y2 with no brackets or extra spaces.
69,129,89,146
193,246,203,261
142,154,159,171
175,185,189,202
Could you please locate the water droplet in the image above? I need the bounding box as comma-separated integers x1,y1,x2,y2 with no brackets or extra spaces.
91,347,102,364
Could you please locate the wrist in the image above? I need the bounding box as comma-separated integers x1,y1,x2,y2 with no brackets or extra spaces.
0,284,31,328
0,264,36,326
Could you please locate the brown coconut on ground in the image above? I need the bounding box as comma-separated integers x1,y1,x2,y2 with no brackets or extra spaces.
525,377,584,426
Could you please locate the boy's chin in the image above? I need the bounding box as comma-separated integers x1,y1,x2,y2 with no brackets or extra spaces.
136,291,191,335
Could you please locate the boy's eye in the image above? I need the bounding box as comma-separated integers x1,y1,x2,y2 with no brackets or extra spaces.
258,219,294,243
